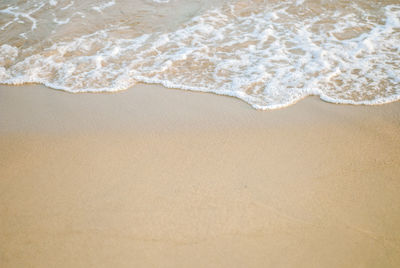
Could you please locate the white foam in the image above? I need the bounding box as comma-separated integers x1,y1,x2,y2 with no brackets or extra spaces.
0,3,44,31
53,18,70,25
49,0,58,6
61,1,74,10
0,0,399,109
92,0,116,13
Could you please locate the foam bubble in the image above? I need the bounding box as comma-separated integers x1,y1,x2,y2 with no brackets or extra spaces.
92,0,116,13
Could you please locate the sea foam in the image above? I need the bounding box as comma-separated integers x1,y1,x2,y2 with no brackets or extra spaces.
0,0,399,109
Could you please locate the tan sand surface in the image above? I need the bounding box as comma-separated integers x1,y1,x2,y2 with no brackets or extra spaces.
1,84,400,267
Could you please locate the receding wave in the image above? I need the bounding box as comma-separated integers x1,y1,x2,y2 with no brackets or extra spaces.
0,0,399,109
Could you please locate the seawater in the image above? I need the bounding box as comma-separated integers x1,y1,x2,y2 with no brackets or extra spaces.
0,0,399,109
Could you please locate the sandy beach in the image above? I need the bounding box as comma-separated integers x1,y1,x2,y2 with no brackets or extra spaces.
1,84,400,267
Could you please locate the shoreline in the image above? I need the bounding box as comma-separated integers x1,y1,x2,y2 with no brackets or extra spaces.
1,84,400,267
2,81,400,111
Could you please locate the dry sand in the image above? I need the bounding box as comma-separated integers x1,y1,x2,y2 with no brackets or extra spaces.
1,84,400,267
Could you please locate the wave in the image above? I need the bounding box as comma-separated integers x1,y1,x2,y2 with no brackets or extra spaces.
0,0,399,109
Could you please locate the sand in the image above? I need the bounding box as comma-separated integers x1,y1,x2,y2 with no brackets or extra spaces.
1,84,400,267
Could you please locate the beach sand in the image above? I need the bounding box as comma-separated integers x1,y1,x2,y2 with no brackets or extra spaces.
1,84,400,267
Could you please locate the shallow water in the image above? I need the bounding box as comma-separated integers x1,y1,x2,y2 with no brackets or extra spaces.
1,0,399,109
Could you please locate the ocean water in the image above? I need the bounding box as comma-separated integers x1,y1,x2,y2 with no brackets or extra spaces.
0,0,399,109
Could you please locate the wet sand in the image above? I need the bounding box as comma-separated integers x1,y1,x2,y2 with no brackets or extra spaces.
1,84,400,267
